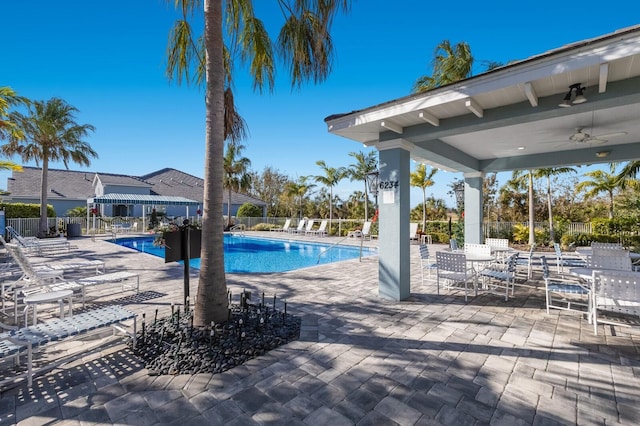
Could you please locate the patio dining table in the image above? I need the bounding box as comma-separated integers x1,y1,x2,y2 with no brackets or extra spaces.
575,247,640,261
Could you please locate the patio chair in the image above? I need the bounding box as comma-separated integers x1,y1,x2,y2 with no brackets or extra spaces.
591,269,640,335
449,238,459,251
419,244,438,281
516,243,540,279
435,251,476,301
588,252,632,271
553,242,586,273
409,223,419,241
303,219,316,235
307,219,328,237
479,253,519,301
5,226,71,256
270,219,291,233
288,219,306,234
348,221,372,240
540,255,590,316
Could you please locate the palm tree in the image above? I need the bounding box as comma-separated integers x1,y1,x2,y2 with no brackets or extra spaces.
166,1,351,325
223,142,251,228
1,98,96,237
285,176,316,219
576,169,623,218
413,40,473,93
617,160,640,182
511,170,536,245
0,86,29,142
532,167,576,243
410,164,438,232
313,160,346,228
347,150,377,221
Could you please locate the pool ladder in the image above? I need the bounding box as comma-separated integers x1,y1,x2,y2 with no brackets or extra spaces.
316,235,368,264
229,224,246,235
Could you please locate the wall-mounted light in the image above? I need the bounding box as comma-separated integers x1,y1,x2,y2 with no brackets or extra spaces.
559,83,587,107
595,150,610,158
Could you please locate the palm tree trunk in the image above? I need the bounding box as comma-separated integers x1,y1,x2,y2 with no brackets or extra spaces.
227,187,232,228
363,183,369,222
547,177,555,242
329,187,333,229
422,187,427,233
528,171,535,246
194,0,228,326
38,156,49,238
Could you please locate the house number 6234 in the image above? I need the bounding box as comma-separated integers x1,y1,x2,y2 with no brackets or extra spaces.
378,180,399,189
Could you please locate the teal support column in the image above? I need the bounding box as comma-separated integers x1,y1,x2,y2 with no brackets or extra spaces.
463,173,484,244
377,143,411,301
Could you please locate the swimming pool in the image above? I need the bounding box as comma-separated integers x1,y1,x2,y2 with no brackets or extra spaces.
112,235,377,273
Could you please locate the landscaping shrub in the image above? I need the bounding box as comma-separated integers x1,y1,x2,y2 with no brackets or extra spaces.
236,203,262,217
251,223,273,231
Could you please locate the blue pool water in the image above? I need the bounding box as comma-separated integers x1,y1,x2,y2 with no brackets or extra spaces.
112,235,377,273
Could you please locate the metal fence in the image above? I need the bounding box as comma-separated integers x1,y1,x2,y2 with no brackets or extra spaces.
4,216,593,239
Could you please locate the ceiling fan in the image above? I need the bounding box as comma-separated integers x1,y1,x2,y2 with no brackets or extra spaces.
568,128,627,144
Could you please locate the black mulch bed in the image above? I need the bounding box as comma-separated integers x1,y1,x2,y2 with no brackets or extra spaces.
129,300,301,376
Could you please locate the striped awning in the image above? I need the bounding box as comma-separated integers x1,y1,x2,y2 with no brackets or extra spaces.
88,193,200,206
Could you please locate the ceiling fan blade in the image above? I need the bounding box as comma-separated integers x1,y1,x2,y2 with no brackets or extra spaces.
593,131,627,140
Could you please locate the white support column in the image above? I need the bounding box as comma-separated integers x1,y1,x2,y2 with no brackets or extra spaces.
463,172,484,244
377,140,412,301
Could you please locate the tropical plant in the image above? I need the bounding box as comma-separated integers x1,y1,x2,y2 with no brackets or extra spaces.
1,98,96,237
236,202,261,217
0,86,29,141
511,170,536,245
413,40,473,93
576,168,623,219
223,141,251,228
410,163,438,232
166,0,350,325
312,160,346,226
347,150,377,221
532,167,576,243
284,176,316,220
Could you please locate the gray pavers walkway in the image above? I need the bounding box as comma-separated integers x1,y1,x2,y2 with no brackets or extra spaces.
1,233,639,425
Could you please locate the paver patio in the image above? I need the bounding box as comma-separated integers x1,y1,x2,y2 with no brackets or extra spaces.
0,233,638,425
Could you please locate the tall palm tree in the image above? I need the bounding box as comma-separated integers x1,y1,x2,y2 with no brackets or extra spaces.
347,150,377,221
1,98,96,237
166,1,351,325
413,40,473,93
576,169,623,219
0,87,29,142
532,167,576,242
410,164,438,232
223,141,251,228
313,160,346,228
284,176,316,219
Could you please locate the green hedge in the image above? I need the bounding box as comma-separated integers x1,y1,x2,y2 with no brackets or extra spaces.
0,202,56,218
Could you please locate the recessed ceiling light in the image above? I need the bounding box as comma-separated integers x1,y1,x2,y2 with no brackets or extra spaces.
517,146,526,150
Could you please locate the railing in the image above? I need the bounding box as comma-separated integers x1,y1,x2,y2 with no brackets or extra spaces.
3,216,595,240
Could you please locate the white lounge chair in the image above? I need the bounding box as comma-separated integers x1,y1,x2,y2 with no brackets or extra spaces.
348,221,372,240
270,219,291,233
409,223,419,241
288,219,306,234
6,226,72,255
307,220,328,237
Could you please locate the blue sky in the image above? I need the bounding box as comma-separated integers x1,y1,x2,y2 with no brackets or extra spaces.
2,1,637,207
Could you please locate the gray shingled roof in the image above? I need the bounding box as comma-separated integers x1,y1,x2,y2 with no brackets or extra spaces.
141,168,266,206
7,166,266,206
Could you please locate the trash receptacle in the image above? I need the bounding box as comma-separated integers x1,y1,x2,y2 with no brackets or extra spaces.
67,223,82,238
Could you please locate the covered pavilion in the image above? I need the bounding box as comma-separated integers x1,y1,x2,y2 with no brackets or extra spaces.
325,25,640,301
87,193,201,231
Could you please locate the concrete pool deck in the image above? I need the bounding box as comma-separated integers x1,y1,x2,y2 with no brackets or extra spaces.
1,233,639,425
